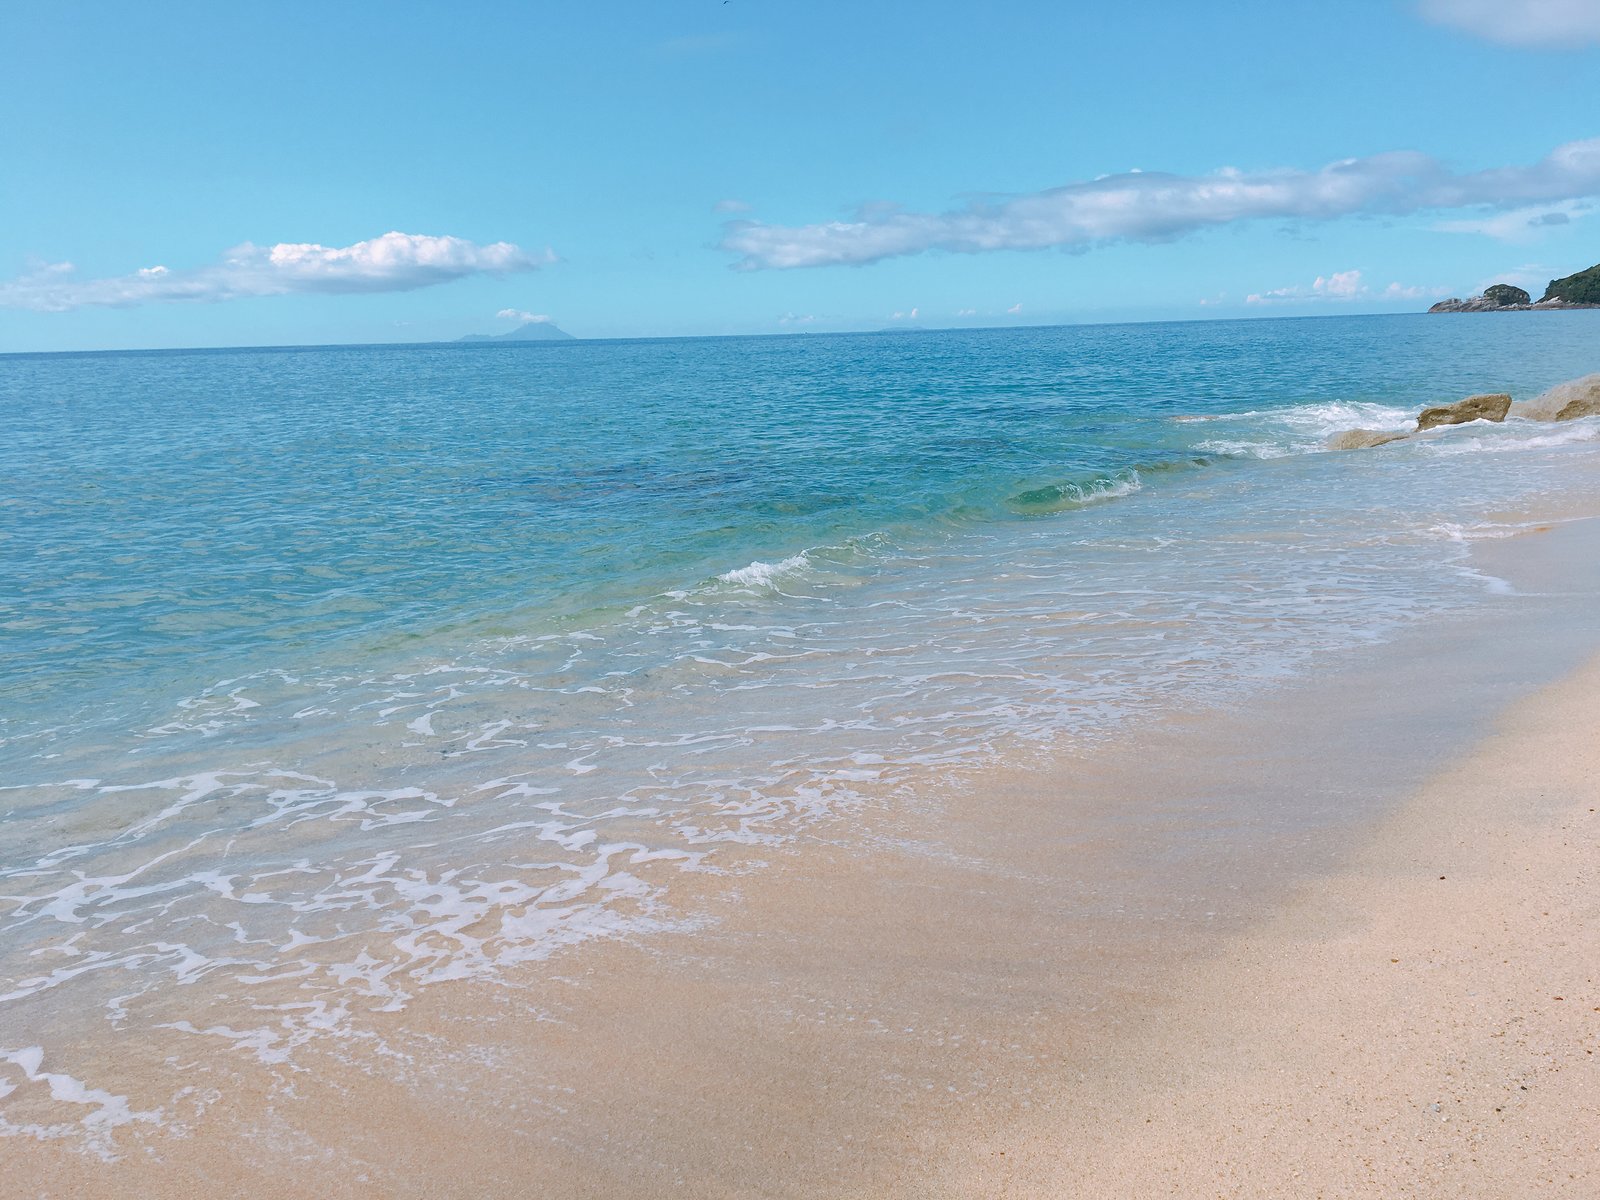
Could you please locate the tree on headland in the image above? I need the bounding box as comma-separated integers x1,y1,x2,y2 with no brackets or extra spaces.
1482,283,1530,307
1542,263,1600,306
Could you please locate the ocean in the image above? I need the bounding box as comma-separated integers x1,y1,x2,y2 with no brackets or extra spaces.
3,312,1599,1152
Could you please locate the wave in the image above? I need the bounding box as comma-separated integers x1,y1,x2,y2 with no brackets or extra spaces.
1179,399,1415,460
1420,417,1600,457
1267,400,1417,435
1193,438,1294,460
715,552,815,590
1175,400,1414,433
698,533,892,596
1009,469,1143,514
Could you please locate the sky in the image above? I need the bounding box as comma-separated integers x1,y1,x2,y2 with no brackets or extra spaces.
4,0,1600,352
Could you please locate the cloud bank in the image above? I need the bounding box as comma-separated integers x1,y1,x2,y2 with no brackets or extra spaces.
721,138,1600,270
1245,269,1447,305
1,231,550,312
1418,0,1600,47
1433,199,1595,241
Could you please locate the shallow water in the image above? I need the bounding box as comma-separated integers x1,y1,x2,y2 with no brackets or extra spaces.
3,312,1599,1152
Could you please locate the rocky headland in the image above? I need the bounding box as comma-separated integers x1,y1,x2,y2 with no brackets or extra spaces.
1429,262,1600,312
1328,372,1600,451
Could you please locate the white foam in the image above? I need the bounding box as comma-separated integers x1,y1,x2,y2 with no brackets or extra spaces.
1259,400,1416,435
1020,471,1143,510
1429,521,1519,543
1421,419,1599,456
0,1046,162,1160
1290,400,1414,431
1194,438,1294,460
716,552,812,589
1075,474,1142,504
1182,399,1415,460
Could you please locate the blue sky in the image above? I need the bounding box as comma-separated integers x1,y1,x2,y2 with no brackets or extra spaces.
4,0,1600,351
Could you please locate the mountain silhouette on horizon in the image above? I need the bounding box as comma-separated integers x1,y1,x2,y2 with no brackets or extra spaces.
457,321,575,343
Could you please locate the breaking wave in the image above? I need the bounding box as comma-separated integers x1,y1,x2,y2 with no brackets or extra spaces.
715,552,815,590
1009,469,1144,513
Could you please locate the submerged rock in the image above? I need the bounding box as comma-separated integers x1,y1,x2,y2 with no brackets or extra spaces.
1416,392,1511,431
1328,428,1410,450
1509,373,1600,422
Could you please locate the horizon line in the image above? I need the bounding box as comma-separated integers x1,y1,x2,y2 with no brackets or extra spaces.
0,307,1485,359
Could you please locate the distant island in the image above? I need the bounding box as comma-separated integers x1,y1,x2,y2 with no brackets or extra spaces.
1429,261,1600,313
457,320,575,343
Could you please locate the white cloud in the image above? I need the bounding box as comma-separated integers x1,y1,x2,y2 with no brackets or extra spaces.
890,307,920,320
1318,269,1364,298
1,231,550,313
1006,303,1022,314
1246,269,1449,305
497,308,551,323
1247,271,1364,303
714,199,753,214
777,312,816,326
720,137,1600,270
1418,0,1600,46
1376,281,1440,300
1433,199,1593,241
956,307,977,316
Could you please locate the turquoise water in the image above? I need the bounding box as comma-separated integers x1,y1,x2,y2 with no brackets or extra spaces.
7,315,1597,727
3,313,1599,1148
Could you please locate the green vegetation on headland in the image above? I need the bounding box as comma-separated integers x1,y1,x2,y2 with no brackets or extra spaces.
1542,262,1600,306
1430,259,1600,312
1482,283,1530,307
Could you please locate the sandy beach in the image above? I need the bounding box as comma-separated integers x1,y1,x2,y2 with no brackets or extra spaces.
7,513,1596,1198
964,642,1600,1197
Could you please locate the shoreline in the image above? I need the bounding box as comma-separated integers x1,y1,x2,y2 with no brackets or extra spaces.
11,510,1600,1197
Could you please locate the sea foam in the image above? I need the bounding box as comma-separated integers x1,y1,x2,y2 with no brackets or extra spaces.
716,552,814,589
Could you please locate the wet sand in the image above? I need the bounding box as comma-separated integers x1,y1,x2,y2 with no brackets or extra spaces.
9,518,1600,1198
